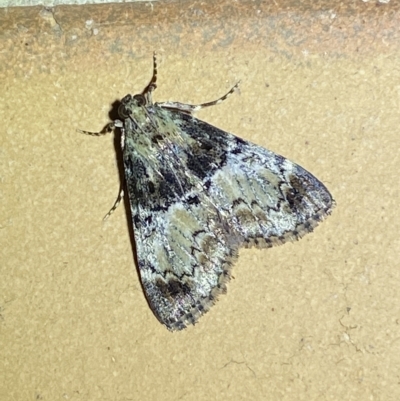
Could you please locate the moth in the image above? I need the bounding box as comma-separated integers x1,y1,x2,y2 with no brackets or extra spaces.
80,54,334,331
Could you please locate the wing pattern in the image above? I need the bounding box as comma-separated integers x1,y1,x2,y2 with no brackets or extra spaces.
122,104,334,330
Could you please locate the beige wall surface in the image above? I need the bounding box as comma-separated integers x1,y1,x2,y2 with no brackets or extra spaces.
1,1,399,400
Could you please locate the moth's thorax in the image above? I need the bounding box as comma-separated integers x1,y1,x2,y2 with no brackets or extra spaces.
122,98,191,158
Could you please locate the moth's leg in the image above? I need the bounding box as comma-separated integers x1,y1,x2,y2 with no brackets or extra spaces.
103,125,126,220
77,122,116,136
157,81,240,114
79,120,125,220
142,52,158,104
103,185,124,220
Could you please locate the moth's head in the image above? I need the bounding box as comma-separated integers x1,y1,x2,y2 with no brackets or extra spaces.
118,94,147,119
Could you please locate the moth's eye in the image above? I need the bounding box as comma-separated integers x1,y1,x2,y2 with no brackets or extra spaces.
133,94,146,106
118,104,131,118
118,94,133,118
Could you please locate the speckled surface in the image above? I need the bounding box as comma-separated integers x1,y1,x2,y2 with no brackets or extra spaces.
1,1,400,400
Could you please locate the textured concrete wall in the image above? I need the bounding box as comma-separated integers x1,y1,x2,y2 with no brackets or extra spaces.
1,1,399,400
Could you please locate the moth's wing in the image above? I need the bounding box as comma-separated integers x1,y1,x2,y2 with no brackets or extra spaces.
132,199,238,331
176,113,335,248
124,110,241,330
126,111,334,330
207,138,334,249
